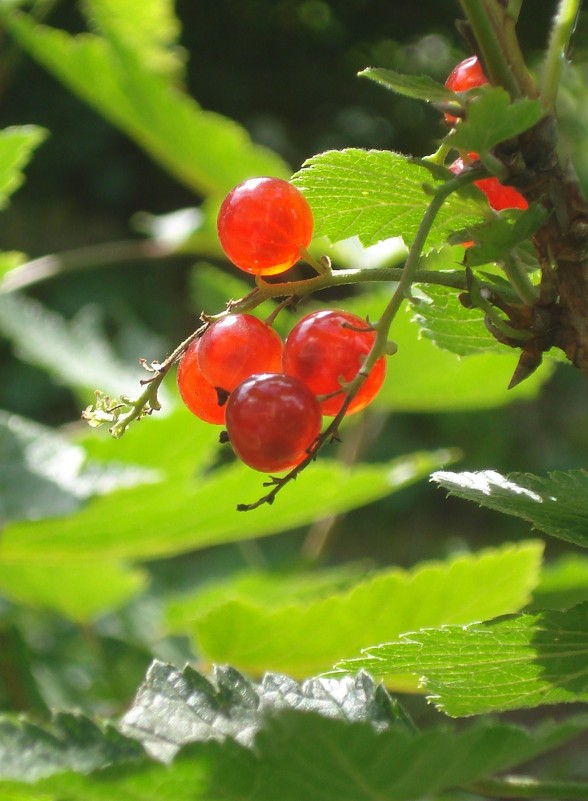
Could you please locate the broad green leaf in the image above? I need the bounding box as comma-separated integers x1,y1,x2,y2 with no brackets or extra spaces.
4,711,587,801
411,285,501,356
359,67,457,103
0,125,47,209
0,561,148,622
451,88,544,153
0,426,450,562
166,564,363,628
120,662,405,762
0,294,157,399
292,148,486,250
532,554,588,611
4,13,288,196
83,0,185,77
433,468,588,548
170,542,542,678
338,603,588,716
0,712,144,781
0,410,159,524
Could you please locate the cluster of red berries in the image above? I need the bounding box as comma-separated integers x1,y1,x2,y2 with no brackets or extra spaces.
177,176,386,473
176,56,525,475
445,55,528,212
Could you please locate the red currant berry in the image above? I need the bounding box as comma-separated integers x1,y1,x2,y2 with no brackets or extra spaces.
217,177,314,276
444,55,489,124
282,310,387,417
449,153,528,211
198,314,283,393
225,373,323,473
177,339,225,425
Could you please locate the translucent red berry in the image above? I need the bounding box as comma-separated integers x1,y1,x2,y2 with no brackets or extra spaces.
198,314,283,392
217,176,314,276
282,310,387,416
177,339,225,425
225,373,323,473
444,55,489,124
449,153,528,211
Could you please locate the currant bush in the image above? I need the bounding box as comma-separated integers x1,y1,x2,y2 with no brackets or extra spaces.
444,54,489,124
176,339,226,425
198,314,283,392
282,310,387,416
217,176,314,276
225,373,323,473
449,153,528,211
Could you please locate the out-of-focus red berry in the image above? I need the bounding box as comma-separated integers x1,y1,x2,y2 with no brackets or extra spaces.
449,153,528,211
445,55,489,124
177,339,225,425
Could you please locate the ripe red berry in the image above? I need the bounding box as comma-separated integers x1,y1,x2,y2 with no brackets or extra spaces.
444,55,489,124
282,310,387,416
198,314,283,392
449,153,528,211
177,339,225,425
217,177,314,276
225,373,323,473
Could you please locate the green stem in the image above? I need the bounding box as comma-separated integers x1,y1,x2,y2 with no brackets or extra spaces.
502,251,540,305
469,774,588,799
459,0,537,98
540,0,583,110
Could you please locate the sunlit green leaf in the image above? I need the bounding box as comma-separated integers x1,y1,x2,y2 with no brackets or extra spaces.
169,542,542,679
337,604,588,716
292,148,486,250
359,68,456,103
451,88,544,153
0,125,46,209
4,12,288,197
433,468,588,548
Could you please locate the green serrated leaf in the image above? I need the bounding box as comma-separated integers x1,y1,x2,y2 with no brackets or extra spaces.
170,542,542,680
120,661,405,763
0,561,148,621
4,12,288,197
0,712,144,781
411,285,501,356
451,87,544,153
1,431,449,562
433,468,588,548
292,148,486,250
0,125,47,209
363,296,552,412
82,0,185,78
532,554,588,611
2,672,587,800
359,67,457,103
338,603,588,716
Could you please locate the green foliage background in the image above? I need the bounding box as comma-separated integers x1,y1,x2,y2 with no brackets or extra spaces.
1,0,588,798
